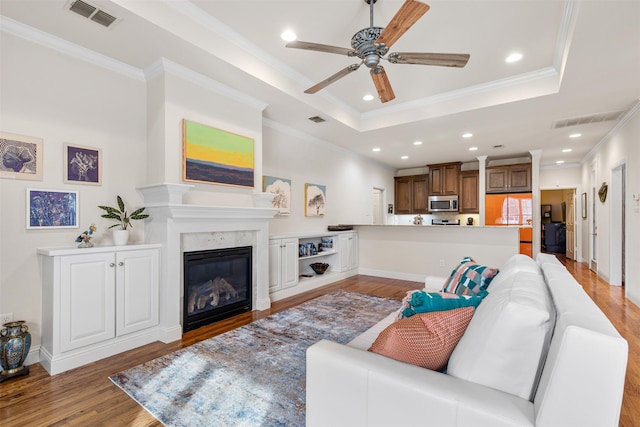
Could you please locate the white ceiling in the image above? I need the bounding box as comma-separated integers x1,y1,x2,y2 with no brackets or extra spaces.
1,0,639,170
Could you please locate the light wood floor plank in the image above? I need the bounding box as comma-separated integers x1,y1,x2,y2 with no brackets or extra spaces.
1,258,638,426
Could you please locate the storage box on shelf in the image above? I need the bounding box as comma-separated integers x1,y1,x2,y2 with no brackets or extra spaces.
37,243,161,375
268,231,358,301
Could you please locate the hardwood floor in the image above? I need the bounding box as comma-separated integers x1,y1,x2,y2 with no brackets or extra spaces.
1,263,638,426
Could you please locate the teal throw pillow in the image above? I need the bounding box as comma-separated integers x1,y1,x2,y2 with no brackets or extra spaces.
399,290,487,319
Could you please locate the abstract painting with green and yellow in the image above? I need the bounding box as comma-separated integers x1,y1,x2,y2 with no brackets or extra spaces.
182,119,254,187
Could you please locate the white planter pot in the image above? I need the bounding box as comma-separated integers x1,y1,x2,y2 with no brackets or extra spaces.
112,229,130,246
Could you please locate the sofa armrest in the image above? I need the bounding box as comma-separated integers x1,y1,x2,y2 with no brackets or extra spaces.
307,340,535,427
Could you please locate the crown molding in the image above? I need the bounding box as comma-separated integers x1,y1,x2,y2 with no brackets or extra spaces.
0,16,145,81
581,99,640,164
144,58,268,112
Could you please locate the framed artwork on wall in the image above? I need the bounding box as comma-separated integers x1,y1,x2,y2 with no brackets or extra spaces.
581,192,587,219
26,188,79,229
64,144,101,185
263,175,291,214
182,119,254,188
0,132,43,181
305,183,326,217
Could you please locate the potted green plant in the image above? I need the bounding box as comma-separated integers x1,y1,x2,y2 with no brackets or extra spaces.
98,195,149,245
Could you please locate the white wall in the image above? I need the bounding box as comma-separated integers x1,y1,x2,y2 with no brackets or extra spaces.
145,62,265,206
539,165,582,190
581,107,640,307
0,30,395,356
0,34,147,348
262,121,395,235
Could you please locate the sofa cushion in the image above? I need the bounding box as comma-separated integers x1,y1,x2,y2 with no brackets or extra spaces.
398,290,485,319
369,307,475,371
442,256,499,296
488,254,541,290
447,270,555,401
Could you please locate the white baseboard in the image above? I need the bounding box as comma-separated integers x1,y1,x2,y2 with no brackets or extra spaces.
357,268,425,283
40,328,159,375
158,325,182,344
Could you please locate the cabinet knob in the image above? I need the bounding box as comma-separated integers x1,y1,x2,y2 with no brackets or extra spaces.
118,261,124,266
109,263,115,267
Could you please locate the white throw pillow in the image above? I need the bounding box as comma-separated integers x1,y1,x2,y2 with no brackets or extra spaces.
447,271,554,401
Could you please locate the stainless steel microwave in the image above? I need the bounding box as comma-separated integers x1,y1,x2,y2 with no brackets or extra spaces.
428,195,459,212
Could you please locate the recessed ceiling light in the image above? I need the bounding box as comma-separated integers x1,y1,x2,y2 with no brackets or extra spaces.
413,141,422,146
562,148,572,153
280,29,297,42
469,146,478,151
569,133,582,138
506,52,523,63
556,160,565,164
462,132,473,138
401,155,409,160
372,147,381,152
363,94,375,101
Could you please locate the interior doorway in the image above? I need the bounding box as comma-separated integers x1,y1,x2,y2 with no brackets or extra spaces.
610,164,626,286
372,187,384,225
590,163,598,272
540,188,576,260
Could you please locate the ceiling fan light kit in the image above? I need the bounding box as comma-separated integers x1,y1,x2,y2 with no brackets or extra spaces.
286,0,470,103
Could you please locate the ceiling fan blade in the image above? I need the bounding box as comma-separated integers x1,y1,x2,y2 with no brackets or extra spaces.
376,0,430,49
304,63,362,94
388,52,470,67
370,66,395,103
286,40,356,57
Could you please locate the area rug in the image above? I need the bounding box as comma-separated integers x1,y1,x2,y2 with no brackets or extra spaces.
110,290,399,427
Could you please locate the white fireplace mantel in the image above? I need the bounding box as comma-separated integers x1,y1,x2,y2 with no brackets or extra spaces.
138,183,279,343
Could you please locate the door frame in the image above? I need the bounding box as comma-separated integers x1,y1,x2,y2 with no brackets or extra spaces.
610,163,626,286
539,186,579,261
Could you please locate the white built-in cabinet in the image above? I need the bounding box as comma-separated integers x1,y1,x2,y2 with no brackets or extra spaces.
268,237,299,292
339,232,358,272
268,231,358,301
38,244,161,375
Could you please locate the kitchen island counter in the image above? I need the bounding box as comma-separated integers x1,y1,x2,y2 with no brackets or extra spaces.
354,224,519,282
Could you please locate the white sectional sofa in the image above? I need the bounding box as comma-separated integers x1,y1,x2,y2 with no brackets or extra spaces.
306,253,628,427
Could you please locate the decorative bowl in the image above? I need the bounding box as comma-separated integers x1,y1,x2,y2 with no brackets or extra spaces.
310,262,329,275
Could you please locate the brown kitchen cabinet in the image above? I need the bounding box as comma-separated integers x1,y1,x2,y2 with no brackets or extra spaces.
459,170,479,213
394,174,429,214
428,162,461,195
486,163,532,193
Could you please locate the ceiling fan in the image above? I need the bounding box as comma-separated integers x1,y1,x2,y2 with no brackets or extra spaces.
286,0,470,103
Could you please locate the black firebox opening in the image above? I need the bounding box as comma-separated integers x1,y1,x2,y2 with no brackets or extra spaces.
183,246,252,332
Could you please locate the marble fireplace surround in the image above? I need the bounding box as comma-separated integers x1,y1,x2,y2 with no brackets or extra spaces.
138,183,278,343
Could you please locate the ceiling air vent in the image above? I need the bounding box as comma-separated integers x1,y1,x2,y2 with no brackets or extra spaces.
308,116,326,123
67,0,119,28
551,110,625,129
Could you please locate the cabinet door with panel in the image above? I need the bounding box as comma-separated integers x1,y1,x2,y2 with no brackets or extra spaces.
459,170,479,213
428,162,461,195
507,164,532,192
394,177,413,214
339,232,358,272
116,249,159,336
269,238,299,291
394,175,428,214
412,175,429,212
486,164,532,193
60,253,116,352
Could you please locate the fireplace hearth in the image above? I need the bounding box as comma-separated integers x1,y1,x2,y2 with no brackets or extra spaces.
183,246,252,332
